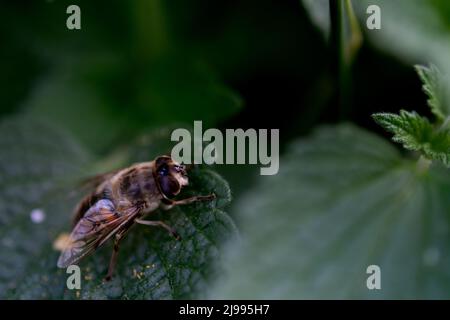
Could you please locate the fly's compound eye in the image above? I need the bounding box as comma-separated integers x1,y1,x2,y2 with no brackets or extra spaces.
158,165,169,176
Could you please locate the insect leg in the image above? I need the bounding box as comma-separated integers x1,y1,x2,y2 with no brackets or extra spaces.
170,193,216,206
104,230,127,281
135,218,181,240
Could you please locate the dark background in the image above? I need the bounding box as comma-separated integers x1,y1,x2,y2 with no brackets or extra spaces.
0,1,428,136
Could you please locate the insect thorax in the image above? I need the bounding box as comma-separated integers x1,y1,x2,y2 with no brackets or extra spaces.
119,166,162,205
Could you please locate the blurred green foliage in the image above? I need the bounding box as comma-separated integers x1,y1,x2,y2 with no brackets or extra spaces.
1,0,450,299
210,124,450,299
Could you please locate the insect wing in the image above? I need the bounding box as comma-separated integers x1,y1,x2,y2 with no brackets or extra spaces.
79,170,119,191
57,199,138,268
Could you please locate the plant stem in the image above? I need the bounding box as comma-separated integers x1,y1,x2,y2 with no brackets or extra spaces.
345,0,362,61
330,0,350,120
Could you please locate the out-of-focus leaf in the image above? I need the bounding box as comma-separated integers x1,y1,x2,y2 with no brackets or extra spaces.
301,0,330,38
210,124,450,299
0,116,90,297
415,65,450,121
352,0,450,75
373,110,450,166
302,0,450,76
0,116,236,299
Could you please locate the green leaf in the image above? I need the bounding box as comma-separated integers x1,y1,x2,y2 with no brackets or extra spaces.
301,0,330,38
0,116,236,299
304,0,450,81
0,116,90,297
301,0,450,77
209,124,450,299
352,0,450,75
415,64,450,121
373,110,450,166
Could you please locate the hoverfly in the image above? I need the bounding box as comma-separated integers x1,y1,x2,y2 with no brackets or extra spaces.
57,155,215,281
